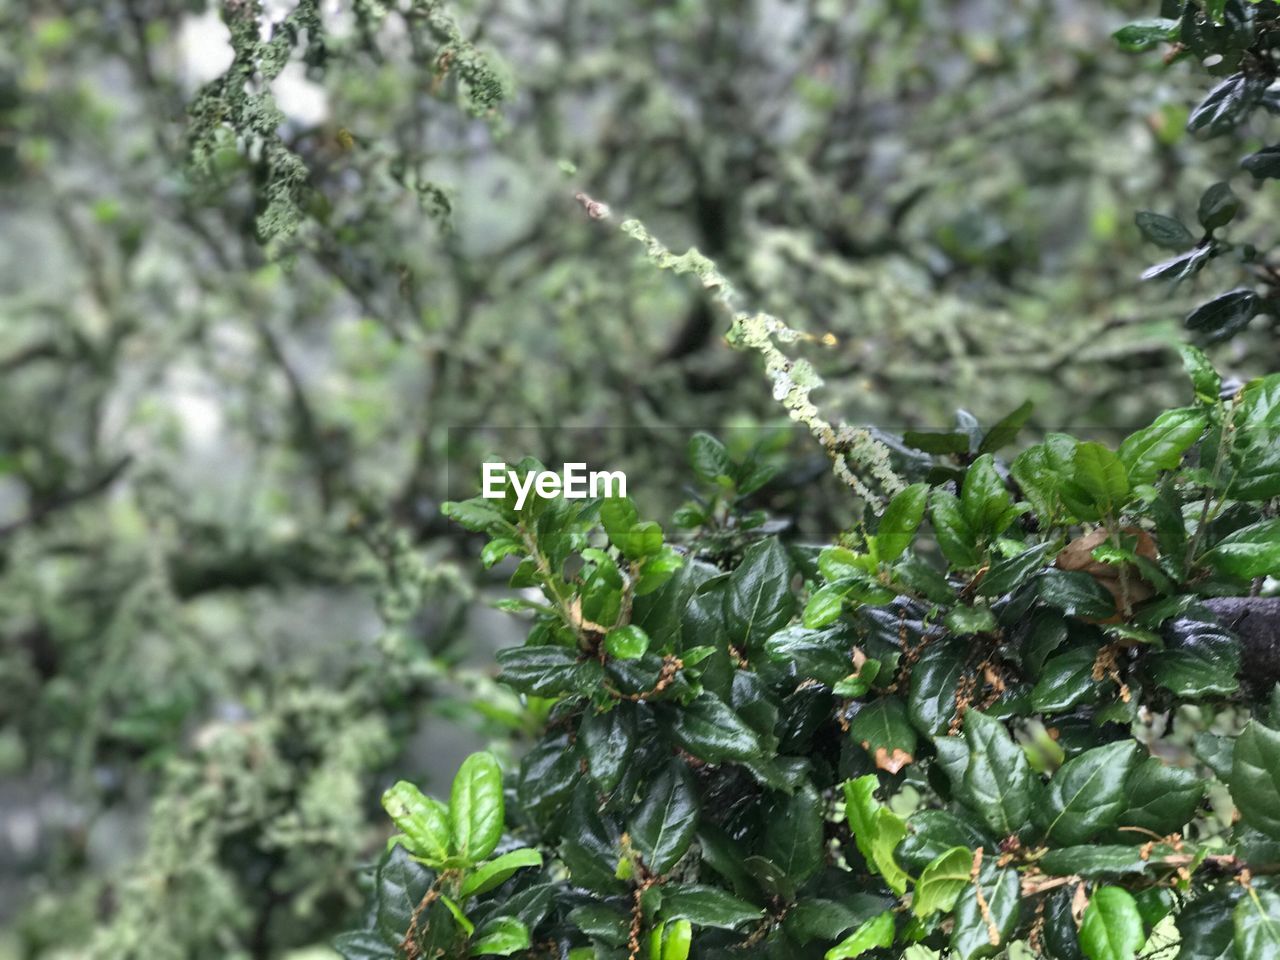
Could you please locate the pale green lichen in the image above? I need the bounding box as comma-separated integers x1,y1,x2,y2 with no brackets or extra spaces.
619,217,907,510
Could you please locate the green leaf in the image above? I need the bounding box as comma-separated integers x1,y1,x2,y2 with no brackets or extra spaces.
724,538,796,650
977,542,1057,598
907,640,965,736
1113,755,1204,840
1069,442,1130,519
1234,890,1280,960
1242,144,1280,179
1147,618,1239,698
1231,719,1280,840
903,430,970,455
1197,181,1240,232
631,760,699,875
451,752,504,864
849,697,918,772
1036,569,1117,621
660,884,763,930
931,490,982,569
824,911,895,960
579,705,636,793
1038,846,1148,878
898,810,991,873
959,710,1034,839
945,605,997,636
1188,74,1265,139
950,861,1019,960
961,454,1018,539
469,916,530,956
978,400,1035,455
1078,887,1144,960
496,646,602,698
661,693,762,764
382,781,452,864
1134,210,1196,248
1180,344,1223,404
761,783,825,884
765,625,855,687
605,624,651,660
1175,887,1239,960
443,498,512,535
1039,741,1138,846
459,848,542,899
1113,18,1178,51
1186,288,1259,343
688,433,732,483
913,846,972,918
559,784,624,894
600,497,640,551
873,483,928,564
1141,244,1212,282
1202,519,1280,579
842,775,910,894
804,581,850,629
785,896,894,945
1031,644,1102,714
1118,408,1208,485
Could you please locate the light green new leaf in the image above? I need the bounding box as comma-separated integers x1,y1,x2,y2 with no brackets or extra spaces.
1079,887,1144,960
824,910,895,960
451,752,505,864
382,781,452,864
842,775,910,894
459,848,542,899
469,916,530,956
912,846,972,918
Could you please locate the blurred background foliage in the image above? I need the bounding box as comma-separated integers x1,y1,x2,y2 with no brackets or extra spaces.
0,0,1277,957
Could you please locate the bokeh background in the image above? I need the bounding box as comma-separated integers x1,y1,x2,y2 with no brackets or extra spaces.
1,0,1277,957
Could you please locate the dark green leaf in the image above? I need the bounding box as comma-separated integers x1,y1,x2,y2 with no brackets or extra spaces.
1113,18,1179,51
1039,846,1148,878
689,433,732,483
724,538,795,650
1231,719,1280,840
760,783,824,884
978,542,1057,598
661,693,762,764
1039,741,1138,845
950,861,1019,960
1197,182,1241,231
1031,644,1103,714
898,809,992,872
874,483,928,564
959,710,1034,839
907,640,966,736
579,704,636,793
1147,617,1240,698
660,885,763,930
961,453,1018,539
1036,569,1117,620
849,697,918,772
1187,73,1264,139
1186,288,1258,343
1134,210,1195,249
631,760,699,875
931,490,982,569
496,646,602,698
1234,890,1280,960
1202,519,1280,579
783,896,892,945
903,430,971,455
1140,244,1212,282
1113,755,1204,840
978,400,1034,455
1176,887,1240,960
1242,144,1280,179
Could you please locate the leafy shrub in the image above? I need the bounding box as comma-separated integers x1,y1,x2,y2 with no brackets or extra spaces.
339,343,1280,959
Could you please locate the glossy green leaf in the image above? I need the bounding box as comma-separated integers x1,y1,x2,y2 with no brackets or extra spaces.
724,538,795,649
950,860,1019,960
469,916,530,956
1231,719,1280,840
688,433,732,483
1202,519,1280,579
660,884,763,930
459,848,543,899
961,454,1019,539
824,910,895,960
907,640,965,736
1113,755,1204,840
842,775,910,894
1113,19,1178,52
1036,569,1117,620
931,489,982,568
1118,407,1208,485
1187,288,1258,343
1234,890,1280,960
1031,644,1102,714
913,846,972,918
451,752,504,864
874,483,928,564
1038,846,1148,878
959,710,1034,839
579,705,636,793
382,781,452,864
631,760,699,875
761,783,825,883
1078,887,1144,960
662,693,762,764
1039,741,1138,845
605,624,651,660
978,400,1035,455
849,697,918,772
